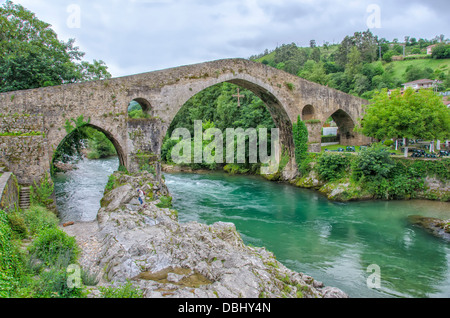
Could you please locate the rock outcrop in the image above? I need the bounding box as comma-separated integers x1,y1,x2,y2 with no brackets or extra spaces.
92,171,348,298
408,215,450,242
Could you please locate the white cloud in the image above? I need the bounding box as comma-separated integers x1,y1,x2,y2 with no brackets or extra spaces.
4,0,449,77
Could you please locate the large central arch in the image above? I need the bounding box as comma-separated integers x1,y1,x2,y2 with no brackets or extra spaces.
161,76,296,161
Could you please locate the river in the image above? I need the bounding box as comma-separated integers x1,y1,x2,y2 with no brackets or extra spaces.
54,157,450,298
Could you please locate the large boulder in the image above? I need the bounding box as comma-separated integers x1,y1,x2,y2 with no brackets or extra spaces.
93,171,348,298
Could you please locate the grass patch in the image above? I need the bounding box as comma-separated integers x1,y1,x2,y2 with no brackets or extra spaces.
0,203,100,298
386,58,450,82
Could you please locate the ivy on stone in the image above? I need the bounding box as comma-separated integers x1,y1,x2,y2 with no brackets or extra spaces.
292,115,309,173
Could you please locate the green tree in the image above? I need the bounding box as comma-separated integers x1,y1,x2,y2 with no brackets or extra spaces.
292,116,309,172
404,65,434,82
299,61,327,85
432,43,450,59
382,50,396,63
358,88,450,157
0,1,111,93
345,46,363,78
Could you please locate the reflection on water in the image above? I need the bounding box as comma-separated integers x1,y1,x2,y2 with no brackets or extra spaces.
53,157,118,223
164,172,450,298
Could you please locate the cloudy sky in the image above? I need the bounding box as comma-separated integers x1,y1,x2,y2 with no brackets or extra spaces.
7,0,449,77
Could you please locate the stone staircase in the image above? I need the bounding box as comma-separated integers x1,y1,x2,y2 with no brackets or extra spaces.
19,187,31,210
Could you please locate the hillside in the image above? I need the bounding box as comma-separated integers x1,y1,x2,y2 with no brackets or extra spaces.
387,58,450,83
249,31,450,99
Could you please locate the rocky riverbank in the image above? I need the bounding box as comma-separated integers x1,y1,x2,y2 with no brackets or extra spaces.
408,215,450,242
64,170,348,298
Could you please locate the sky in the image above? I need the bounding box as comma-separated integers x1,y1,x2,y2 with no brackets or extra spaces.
6,0,450,78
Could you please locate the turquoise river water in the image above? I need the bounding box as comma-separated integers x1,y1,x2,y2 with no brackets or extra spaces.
54,157,450,298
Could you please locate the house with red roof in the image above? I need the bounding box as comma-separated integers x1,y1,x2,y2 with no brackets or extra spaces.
402,79,442,90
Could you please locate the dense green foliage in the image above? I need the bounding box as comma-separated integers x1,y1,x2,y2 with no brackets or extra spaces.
29,227,79,267
353,143,395,180
307,143,450,201
253,30,450,98
85,129,117,160
161,82,276,172
30,172,54,209
0,210,21,297
0,201,100,297
0,1,110,93
0,205,83,297
19,205,59,236
128,101,151,119
432,44,450,59
316,153,351,181
358,88,450,156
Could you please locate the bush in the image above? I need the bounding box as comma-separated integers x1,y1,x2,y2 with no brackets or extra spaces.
366,173,425,200
223,163,250,175
8,211,29,239
0,210,21,297
22,205,59,236
316,153,351,181
33,268,84,298
432,44,450,59
99,281,143,298
298,153,317,176
29,227,79,267
30,172,54,208
156,195,173,208
353,143,394,181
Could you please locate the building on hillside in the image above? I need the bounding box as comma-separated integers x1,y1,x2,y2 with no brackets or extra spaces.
402,79,442,90
388,79,445,98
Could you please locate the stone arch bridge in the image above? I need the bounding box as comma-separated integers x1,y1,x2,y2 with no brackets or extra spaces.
0,58,370,185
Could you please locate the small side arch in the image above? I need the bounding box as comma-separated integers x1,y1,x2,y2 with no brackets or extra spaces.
128,97,153,118
302,105,315,121
52,123,126,168
322,109,357,146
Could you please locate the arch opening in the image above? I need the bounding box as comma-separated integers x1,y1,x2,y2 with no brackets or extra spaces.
128,98,153,119
302,105,315,121
51,123,125,222
160,79,294,175
323,109,356,147
52,123,125,172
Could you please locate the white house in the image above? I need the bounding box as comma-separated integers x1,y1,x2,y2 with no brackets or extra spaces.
402,79,442,90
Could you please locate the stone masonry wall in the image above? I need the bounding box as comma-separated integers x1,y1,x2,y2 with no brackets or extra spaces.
0,172,19,212
0,135,50,185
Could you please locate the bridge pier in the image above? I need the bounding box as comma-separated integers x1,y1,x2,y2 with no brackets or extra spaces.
126,118,167,180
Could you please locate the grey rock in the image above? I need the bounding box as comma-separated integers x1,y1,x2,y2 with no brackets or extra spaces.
94,171,348,299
